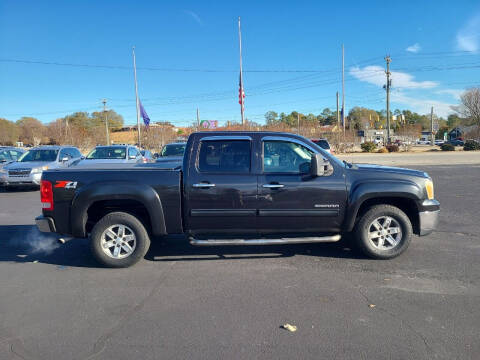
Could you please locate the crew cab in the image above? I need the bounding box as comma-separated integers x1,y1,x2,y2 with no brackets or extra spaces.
35,132,440,267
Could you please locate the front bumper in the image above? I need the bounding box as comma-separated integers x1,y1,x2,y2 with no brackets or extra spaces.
0,173,42,187
35,216,56,233
418,199,440,236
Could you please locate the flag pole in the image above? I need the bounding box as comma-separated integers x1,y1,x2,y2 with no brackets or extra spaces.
238,17,245,127
132,46,141,147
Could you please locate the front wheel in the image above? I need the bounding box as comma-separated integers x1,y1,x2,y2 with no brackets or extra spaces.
90,212,151,268
354,205,412,259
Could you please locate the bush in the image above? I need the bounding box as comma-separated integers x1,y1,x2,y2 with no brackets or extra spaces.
386,144,399,152
440,143,455,151
361,142,376,152
464,140,480,151
377,147,388,153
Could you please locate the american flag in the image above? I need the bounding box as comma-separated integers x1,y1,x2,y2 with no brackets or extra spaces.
238,72,245,110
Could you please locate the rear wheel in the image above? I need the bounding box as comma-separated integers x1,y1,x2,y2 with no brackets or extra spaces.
354,205,412,259
90,212,151,268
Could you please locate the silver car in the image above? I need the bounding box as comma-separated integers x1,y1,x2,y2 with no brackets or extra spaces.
76,145,143,165
0,147,25,170
0,145,82,188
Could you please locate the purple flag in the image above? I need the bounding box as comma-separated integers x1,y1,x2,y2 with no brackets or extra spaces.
139,100,150,127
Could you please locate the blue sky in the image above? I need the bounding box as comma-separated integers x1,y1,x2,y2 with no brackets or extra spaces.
1,0,480,125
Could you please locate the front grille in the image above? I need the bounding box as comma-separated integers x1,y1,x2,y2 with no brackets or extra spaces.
8,169,31,177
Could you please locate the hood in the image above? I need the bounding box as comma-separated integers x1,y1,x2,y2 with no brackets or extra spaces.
354,164,428,178
156,156,183,163
5,161,54,170
76,159,129,165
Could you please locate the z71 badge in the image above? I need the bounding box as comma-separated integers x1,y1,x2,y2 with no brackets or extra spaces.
54,181,78,189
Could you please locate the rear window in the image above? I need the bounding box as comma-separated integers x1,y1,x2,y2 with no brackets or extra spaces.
198,140,250,173
86,147,126,159
311,139,330,150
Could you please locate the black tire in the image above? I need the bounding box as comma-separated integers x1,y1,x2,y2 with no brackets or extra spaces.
354,205,412,259
90,212,151,268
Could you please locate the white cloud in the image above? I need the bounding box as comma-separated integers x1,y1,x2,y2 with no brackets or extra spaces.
406,43,421,53
349,66,438,89
391,92,455,118
456,13,480,52
435,89,464,100
184,10,203,26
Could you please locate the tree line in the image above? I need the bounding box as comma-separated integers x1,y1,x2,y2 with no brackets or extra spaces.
0,110,124,148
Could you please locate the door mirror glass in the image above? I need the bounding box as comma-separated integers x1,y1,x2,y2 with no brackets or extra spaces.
310,153,332,177
61,156,69,162
129,155,137,160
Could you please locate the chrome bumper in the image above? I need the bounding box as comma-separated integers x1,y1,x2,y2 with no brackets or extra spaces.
419,209,440,236
35,216,56,233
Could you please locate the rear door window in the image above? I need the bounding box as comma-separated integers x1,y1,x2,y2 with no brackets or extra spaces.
198,140,251,173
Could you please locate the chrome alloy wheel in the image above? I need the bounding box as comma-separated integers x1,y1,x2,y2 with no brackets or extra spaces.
100,224,136,259
367,216,402,250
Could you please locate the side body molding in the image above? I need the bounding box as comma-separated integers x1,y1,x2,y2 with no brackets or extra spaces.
70,181,166,237
343,179,423,231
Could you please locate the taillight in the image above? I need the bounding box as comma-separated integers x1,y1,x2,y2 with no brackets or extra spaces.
40,180,54,210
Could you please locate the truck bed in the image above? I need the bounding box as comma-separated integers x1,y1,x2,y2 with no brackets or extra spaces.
42,164,183,236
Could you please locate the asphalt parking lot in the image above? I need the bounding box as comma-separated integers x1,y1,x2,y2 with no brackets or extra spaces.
0,164,479,360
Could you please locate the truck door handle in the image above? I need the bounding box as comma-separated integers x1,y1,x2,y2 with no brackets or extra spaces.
262,183,284,189
192,183,216,188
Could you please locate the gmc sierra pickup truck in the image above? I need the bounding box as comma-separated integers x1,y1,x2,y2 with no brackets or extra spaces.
36,132,440,267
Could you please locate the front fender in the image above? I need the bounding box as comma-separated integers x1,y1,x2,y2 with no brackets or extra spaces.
343,179,423,231
70,181,166,237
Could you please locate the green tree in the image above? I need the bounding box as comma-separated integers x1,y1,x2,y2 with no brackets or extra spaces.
91,110,124,130
264,111,279,125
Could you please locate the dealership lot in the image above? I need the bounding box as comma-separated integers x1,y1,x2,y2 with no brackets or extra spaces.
0,164,479,360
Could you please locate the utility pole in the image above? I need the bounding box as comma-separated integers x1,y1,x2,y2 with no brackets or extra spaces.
297,113,300,135
102,99,110,145
342,44,345,137
385,55,392,144
196,108,200,131
238,17,245,127
430,106,434,145
132,47,141,147
336,91,340,128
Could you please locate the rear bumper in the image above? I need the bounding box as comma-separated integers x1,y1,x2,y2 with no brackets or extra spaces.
418,199,440,236
35,216,56,233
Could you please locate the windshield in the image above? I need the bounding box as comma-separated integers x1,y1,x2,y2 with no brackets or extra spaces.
161,144,186,157
18,149,58,162
86,147,126,159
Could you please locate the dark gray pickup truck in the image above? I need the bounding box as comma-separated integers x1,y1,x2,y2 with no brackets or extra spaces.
36,132,439,267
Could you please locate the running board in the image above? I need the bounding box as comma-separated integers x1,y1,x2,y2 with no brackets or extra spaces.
189,235,341,246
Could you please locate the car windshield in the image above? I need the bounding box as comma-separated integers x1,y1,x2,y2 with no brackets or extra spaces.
161,144,186,157
86,147,126,159
18,149,58,162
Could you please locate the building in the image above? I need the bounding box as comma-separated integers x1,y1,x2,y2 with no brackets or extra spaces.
448,125,479,140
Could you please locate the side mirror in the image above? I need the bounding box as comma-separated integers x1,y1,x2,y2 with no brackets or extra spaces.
310,153,332,177
129,155,136,160
61,156,69,162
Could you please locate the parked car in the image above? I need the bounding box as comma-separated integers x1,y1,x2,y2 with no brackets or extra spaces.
447,139,465,146
417,140,431,145
140,150,155,163
156,142,186,164
78,145,143,165
0,145,81,188
434,140,445,146
0,147,25,169
310,138,332,153
36,131,439,268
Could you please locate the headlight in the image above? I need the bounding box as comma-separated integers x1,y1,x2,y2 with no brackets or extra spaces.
425,179,434,200
31,166,48,174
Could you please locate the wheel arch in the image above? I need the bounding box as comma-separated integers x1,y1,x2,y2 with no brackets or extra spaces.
344,181,422,235
70,181,166,237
